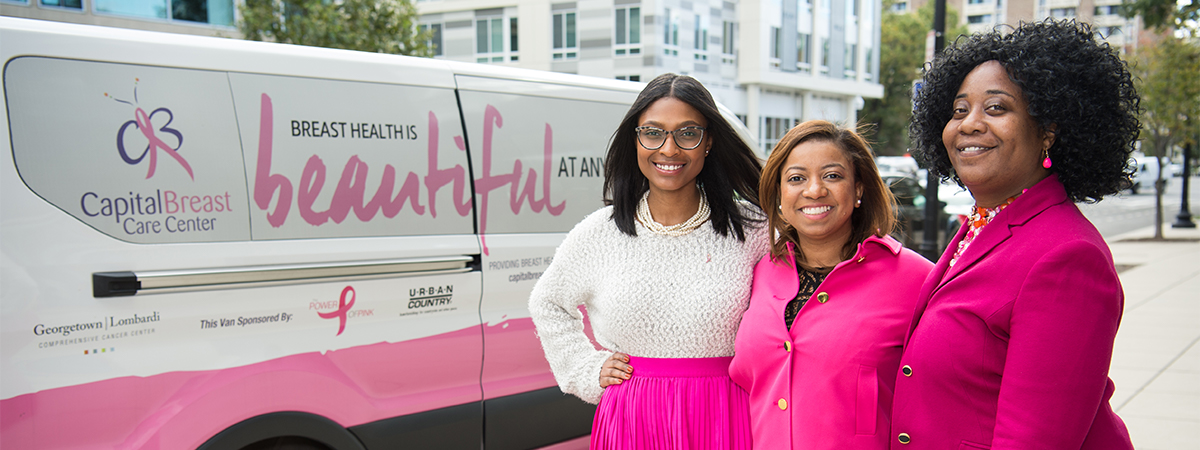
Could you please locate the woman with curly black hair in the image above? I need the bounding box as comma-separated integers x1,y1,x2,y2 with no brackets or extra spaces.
891,20,1138,449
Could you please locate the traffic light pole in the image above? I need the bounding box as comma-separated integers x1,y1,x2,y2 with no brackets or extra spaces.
1173,141,1195,228
919,0,947,262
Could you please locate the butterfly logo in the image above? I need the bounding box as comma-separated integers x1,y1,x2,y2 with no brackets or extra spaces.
108,78,194,180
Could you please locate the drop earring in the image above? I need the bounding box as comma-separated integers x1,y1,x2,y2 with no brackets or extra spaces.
1042,149,1052,169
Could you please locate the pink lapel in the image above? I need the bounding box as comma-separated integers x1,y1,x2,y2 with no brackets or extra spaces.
771,242,801,302
903,174,1070,343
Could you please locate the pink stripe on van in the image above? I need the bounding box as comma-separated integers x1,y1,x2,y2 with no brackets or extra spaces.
1,325,482,449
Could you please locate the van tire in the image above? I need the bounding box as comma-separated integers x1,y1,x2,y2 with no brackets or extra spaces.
197,412,367,450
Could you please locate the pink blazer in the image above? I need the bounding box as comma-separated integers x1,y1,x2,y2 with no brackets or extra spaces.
730,235,933,450
891,175,1133,450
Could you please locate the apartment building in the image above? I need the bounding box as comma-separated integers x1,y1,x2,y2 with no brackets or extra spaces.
890,0,1140,53
0,0,237,36
416,0,884,154
1,0,885,154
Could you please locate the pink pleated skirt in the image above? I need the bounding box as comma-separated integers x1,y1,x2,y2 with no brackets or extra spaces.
590,356,752,450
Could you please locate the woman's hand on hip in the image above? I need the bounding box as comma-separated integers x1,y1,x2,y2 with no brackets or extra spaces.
599,352,632,387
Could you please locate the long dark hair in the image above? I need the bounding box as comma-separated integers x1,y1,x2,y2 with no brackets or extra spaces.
602,73,763,240
760,120,895,263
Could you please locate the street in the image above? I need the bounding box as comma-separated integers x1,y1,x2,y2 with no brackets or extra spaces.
1079,175,1200,238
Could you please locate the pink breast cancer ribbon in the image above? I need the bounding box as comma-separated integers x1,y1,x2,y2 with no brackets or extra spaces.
318,286,356,336
136,107,194,180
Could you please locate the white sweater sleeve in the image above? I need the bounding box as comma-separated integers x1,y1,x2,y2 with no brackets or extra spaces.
528,213,613,404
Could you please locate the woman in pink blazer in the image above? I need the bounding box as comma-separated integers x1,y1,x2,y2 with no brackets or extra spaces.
891,21,1139,449
729,120,933,449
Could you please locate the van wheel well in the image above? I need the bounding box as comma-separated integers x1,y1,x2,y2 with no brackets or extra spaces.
197,411,366,450
243,436,332,450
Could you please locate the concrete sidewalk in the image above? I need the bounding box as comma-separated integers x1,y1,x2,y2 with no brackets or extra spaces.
1105,223,1200,450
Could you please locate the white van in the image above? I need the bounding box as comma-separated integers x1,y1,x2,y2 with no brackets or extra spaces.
0,17,755,450
1130,153,1167,194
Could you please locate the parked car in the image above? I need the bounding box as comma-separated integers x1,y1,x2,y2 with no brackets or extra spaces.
876,155,920,177
883,172,973,253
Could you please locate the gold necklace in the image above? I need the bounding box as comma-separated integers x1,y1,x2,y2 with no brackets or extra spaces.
635,189,710,236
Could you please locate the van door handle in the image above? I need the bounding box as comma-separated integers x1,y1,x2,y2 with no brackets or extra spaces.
93,255,479,297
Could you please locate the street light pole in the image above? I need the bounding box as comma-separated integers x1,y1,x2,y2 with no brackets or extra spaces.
1173,141,1195,228
919,0,947,261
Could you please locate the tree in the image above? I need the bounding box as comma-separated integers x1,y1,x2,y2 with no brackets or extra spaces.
240,0,432,56
1122,0,1198,34
861,0,969,155
1133,36,1200,238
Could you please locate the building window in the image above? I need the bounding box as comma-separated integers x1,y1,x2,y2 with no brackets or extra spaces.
845,43,857,73
797,32,811,66
663,8,679,56
693,14,709,60
615,7,642,56
477,16,518,63
889,1,907,12
772,26,782,67
40,0,81,8
822,38,829,69
1095,5,1120,15
722,21,735,54
1049,7,1076,17
1101,26,1123,37
420,23,444,56
762,117,795,154
477,17,502,62
721,21,736,64
967,0,986,4
553,10,577,60
771,27,782,61
92,0,234,25
510,17,519,58
616,75,642,81
967,14,992,23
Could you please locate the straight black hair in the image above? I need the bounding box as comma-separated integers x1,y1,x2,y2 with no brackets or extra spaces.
602,73,763,240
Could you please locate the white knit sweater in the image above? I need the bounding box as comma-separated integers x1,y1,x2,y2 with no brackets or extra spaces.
529,204,769,404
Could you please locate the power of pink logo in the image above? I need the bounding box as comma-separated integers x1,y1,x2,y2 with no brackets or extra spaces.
108,80,194,180
317,286,356,336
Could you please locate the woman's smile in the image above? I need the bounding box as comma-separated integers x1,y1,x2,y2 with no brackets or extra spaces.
799,205,833,216
779,140,862,249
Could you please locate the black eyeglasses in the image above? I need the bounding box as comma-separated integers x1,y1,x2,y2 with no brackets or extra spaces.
635,126,707,150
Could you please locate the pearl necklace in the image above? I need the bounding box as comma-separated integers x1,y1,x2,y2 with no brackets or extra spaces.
636,189,710,236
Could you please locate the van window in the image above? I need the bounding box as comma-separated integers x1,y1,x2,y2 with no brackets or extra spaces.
455,76,633,235
6,56,473,243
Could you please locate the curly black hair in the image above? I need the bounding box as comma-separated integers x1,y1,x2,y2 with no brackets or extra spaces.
909,19,1141,203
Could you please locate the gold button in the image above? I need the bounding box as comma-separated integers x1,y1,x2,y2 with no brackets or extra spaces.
898,433,911,444
856,256,865,263
778,398,788,410
784,341,792,352
902,365,912,377
816,292,829,303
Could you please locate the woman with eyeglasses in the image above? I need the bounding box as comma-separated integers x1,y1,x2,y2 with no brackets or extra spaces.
529,73,767,449
728,121,933,449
